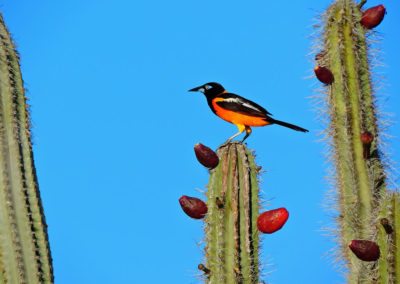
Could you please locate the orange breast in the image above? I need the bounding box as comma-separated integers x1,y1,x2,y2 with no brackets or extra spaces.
211,99,270,127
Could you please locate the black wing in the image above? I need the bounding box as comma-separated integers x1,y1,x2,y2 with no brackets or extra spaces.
216,93,272,117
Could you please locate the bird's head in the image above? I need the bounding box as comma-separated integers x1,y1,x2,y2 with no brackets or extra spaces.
188,82,225,96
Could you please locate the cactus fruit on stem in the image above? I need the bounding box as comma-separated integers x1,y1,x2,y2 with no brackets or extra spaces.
316,0,399,282
0,14,53,283
203,142,260,283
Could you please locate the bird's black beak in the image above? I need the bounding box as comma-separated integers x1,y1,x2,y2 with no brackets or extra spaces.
188,85,205,93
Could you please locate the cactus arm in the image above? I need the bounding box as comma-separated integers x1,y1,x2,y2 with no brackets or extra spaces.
0,14,53,283
325,6,362,278
205,143,260,283
319,1,397,282
376,192,400,283
342,2,373,225
0,20,37,282
326,1,374,242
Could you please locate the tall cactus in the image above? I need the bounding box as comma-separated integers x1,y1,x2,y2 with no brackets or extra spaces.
203,142,260,283
314,0,399,282
0,14,53,283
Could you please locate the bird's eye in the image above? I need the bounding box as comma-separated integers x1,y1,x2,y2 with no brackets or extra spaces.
205,85,212,90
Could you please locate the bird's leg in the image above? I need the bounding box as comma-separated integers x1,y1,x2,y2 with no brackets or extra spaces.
241,126,252,143
223,124,245,145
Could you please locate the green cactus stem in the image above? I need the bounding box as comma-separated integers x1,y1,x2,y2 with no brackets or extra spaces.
204,142,260,283
317,0,398,282
376,192,400,283
0,14,53,283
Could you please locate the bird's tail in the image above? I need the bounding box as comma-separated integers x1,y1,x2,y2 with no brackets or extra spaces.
270,119,309,132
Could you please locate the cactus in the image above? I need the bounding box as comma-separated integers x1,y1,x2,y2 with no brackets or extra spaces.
314,0,399,282
202,142,260,283
373,191,400,283
0,14,53,283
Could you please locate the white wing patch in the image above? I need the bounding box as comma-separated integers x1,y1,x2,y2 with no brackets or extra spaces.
223,98,240,103
242,102,262,112
223,97,263,112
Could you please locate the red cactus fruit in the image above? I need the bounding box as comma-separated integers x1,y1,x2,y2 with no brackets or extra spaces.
257,208,289,234
361,131,374,159
349,240,380,261
361,5,386,29
194,143,219,169
361,131,374,144
314,66,334,85
179,195,208,219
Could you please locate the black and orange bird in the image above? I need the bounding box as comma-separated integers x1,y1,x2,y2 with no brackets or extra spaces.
189,82,309,143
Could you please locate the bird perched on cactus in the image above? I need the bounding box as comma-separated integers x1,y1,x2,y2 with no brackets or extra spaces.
189,82,308,143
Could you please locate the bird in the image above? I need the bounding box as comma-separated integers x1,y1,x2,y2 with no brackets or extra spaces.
189,82,308,143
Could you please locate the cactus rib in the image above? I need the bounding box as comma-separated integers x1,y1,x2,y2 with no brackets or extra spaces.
0,13,53,283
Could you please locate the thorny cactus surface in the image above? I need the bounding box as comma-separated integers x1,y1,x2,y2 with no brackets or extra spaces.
0,14,53,283
314,0,399,282
203,142,260,283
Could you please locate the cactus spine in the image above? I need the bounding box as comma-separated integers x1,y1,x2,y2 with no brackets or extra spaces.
0,14,53,283
204,142,260,283
318,0,399,282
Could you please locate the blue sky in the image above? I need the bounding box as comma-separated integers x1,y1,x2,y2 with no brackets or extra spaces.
2,1,399,283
